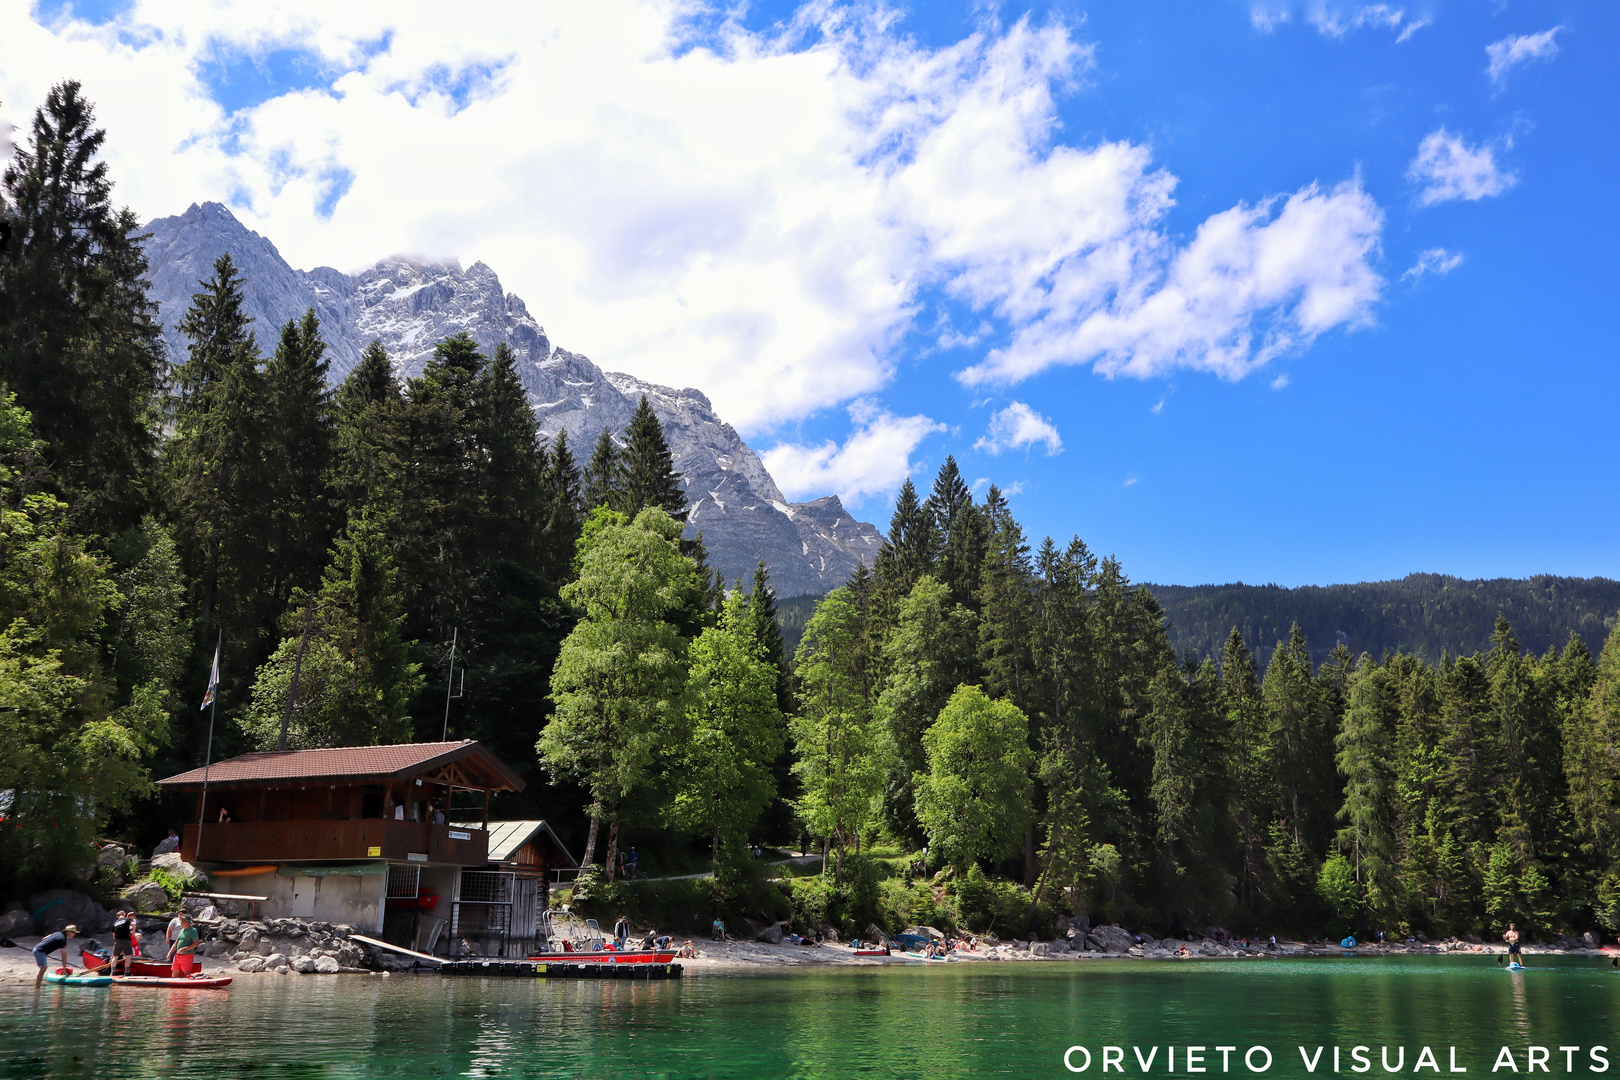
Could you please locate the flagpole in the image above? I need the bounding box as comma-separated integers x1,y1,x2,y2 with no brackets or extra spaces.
197,631,221,861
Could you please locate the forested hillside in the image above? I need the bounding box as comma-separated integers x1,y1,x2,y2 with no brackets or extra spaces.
1151,575,1620,668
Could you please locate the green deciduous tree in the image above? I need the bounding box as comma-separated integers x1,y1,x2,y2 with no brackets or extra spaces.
0,394,166,895
914,684,1033,873
874,575,979,840
537,507,694,875
792,587,882,881
667,590,785,877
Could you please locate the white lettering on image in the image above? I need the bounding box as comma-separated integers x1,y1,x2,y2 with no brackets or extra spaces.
1353,1046,1373,1073
1103,1046,1125,1072
1246,1047,1273,1073
1064,1046,1092,1073
1188,1046,1206,1073
1302,1048,1326,1073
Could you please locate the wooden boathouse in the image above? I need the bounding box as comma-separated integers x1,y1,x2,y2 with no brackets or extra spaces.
157,741,527,949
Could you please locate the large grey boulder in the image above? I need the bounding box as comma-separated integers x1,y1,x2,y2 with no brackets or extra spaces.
1087,925,1135,954
120,880,170,914
151,853,208,887
313,955,341,974
864,924,895,949
291,955,317,974
755,922,786,945
96,844,129,883
27,890,113,934
0,908,37,937
237,957,265,972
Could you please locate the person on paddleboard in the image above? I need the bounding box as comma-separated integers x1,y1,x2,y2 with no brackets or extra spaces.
33,925,78,989
1504,923,1524,966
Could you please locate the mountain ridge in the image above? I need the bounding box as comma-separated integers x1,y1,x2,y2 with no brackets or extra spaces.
137,201,881,596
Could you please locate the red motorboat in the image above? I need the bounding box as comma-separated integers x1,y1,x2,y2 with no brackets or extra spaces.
527,909,676,964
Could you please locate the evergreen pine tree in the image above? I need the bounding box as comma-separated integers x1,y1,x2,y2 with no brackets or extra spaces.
875,478,936,592
398,332,484,638
926,456,986,608
537,428,582,583
1336,657,1398,922
616,396,685,520
1220,628,1268,910
264,309,337,608
582,426,620,511
977,485,1035,712
331,340,406,518
165,253,276,679
470,342,547,568
0,80,163,536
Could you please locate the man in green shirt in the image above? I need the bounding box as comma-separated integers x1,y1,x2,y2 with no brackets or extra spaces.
168,913,200,976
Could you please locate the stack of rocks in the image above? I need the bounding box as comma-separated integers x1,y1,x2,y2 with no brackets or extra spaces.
211,918,368,974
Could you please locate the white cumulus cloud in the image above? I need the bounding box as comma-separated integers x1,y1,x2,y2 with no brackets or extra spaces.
1402,248,1463,280
762,400,945,506
973,401,1062,456
0,0,1388,453
1486,27,1562,90
1408,130,1516,206
957,179,1384,386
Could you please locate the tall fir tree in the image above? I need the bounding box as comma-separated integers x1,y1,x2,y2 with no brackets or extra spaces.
926,456,986,609
0,80,163,537
264,309,337,610
617,396,685,520
1220,627,1268,910
331,340,406,518
582,426,620,512
1336,657,1398,922
165,253,276,711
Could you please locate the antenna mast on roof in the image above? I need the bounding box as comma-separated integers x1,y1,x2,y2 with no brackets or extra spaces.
441,628,464,741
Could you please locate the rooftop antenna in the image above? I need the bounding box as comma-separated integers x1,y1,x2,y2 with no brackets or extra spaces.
441,628,464,741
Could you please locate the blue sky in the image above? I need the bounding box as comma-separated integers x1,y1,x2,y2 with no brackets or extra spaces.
2,1,1615,586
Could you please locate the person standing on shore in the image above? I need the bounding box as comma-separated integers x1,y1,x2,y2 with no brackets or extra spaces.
33,925,78,988
614,916,630,952
111,910,136,975
168,913,200,975
1504,923,1524,966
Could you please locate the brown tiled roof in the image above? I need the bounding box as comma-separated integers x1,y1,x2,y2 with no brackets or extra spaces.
156,740,524,792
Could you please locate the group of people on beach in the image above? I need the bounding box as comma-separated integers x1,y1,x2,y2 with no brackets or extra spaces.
31,909,199,988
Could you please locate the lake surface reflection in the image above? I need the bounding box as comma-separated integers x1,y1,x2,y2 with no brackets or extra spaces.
2,956,1616,1078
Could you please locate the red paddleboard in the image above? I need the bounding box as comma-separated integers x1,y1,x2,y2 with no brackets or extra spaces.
852,949,890,956
111,974,233,989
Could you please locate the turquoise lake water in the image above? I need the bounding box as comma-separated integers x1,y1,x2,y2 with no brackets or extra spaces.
2,956,1617,1078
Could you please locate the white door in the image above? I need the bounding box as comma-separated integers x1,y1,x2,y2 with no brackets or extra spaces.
290,876,317,918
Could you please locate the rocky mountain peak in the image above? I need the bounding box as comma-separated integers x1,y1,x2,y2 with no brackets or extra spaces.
137,202,879,595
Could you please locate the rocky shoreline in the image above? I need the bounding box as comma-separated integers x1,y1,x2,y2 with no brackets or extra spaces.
4,893,1613,983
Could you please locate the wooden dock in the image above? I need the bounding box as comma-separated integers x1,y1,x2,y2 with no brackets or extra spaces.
441,960,683,980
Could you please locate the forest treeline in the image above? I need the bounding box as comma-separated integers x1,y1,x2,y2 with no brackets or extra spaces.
7,83,1620,943
794,467,1620,938
1151,575,1620,671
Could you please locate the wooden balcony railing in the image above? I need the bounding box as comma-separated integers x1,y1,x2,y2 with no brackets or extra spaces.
182,820,488,866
